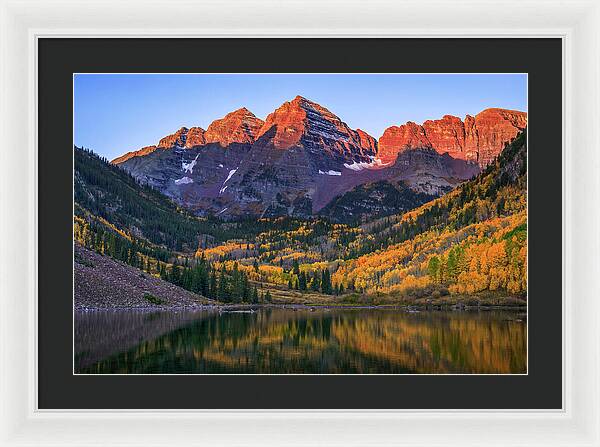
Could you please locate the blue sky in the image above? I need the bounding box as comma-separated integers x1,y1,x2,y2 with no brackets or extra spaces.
74,74,527,161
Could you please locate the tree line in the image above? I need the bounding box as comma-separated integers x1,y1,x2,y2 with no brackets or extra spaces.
285,259,349,295
74,215,273,304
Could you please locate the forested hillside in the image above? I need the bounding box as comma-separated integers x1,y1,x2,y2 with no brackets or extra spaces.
318,180,434,224
75,147,292,250
331,130,527,299
74,129,527,305
76,146,214,252
75,147,275,303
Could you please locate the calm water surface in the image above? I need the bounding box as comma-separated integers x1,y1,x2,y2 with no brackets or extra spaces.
75,308,526,374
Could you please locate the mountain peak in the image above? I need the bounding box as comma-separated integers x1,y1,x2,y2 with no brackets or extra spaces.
157,127,190,149
153,126,209,150
288,95,335,116
230,106,254,116
254,97,318,149
255,97,377,163
291,95,308,103
204,107,264,146
267,95,318,112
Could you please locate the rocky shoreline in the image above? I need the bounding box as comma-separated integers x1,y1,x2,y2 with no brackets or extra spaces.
74,244,214,310
76,302,527,313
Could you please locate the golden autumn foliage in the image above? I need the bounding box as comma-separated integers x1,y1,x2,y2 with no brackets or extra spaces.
332,213,526,297
197,241,256,260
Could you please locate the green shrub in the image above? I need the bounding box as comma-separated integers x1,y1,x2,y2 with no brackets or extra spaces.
143,292,165,305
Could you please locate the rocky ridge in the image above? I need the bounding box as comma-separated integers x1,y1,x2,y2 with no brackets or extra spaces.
111,97,525,219
378,108,527,167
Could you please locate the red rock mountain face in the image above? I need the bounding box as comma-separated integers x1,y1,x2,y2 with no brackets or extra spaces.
378,108,527,167
356,129,378,153
204,108,264,146
152,108,265,150
157,127,189,149
256,96,377,161
185,127,207,147
111,109,264,164
157,126,208,149
111,145,159,165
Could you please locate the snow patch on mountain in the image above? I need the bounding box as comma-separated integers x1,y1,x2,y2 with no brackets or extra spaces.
344,158,391,172
224,168,237,184
174,177,193,185
218,168,239,193
318,170,342,176
182,153,200,173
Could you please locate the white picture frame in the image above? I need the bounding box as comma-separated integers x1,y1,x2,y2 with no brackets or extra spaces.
1,0,598,445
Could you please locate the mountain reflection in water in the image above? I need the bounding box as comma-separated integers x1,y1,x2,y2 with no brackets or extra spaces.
75,308,526,374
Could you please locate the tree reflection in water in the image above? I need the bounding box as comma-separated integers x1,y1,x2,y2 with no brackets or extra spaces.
75,308,526,374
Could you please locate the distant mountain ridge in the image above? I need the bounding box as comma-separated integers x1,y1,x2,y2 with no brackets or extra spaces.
110,108,265,165
378,108,527,167
111,96,526,219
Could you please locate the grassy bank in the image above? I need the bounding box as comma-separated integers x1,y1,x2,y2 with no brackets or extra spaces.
260,281,526,308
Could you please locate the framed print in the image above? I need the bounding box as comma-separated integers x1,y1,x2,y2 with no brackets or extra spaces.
1,0,599,446
42,37,557,409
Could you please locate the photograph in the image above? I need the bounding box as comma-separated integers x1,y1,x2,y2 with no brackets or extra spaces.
73,73,528,375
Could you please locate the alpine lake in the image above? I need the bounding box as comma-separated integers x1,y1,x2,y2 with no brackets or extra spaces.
75,306,527,374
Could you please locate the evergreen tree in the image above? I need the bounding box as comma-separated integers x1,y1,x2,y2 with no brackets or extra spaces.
217,266,228,302
241,274,250,302
198,264,209,296
230,262,241,303
209,268,217,299
170,262,181,286
298,272,307,291
321,269,332,294
310,270,321,292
